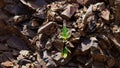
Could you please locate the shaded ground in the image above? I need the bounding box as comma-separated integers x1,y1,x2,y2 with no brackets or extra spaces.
0,0,120,68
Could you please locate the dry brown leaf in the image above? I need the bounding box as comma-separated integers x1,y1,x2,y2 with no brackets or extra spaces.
61,4,78,20
1,61,13,67
101,9,110,21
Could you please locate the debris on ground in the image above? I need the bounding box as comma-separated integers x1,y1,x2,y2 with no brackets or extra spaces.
0,0,120,68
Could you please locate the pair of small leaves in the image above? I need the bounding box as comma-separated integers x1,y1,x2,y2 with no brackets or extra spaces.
61,26,71,58
62,46,71,58
61,26,70,40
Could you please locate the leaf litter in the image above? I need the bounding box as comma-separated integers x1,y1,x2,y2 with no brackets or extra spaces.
0,0,120,68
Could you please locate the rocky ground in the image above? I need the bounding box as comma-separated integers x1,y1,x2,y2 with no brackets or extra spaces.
0,0,120,68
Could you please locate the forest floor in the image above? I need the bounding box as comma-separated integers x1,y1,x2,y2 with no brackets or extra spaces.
0,0,120,68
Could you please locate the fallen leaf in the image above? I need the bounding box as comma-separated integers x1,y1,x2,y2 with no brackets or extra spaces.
1,61,13,67
61,4,78,20
101,9,110,21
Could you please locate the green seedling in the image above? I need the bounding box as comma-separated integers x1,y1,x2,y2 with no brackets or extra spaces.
61,26,71,58
62,46,71,58
61,26,70,41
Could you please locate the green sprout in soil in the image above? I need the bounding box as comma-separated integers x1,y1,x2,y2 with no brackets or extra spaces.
61,26,70,41
61,25,71,58
62,45,71,58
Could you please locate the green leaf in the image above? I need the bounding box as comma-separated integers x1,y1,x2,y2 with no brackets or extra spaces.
65,46,71,53
61,26,70,40
62,46,70,58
